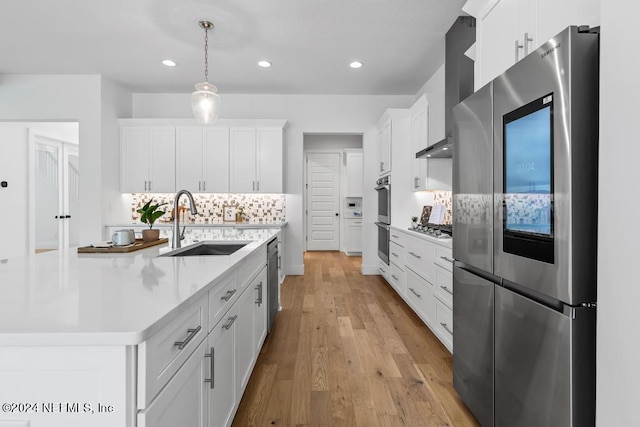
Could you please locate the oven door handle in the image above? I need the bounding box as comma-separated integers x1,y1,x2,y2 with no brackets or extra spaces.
375,222,390,230
375,184,390,192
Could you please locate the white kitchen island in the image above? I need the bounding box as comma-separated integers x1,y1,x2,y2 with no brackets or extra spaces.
0,228,279,427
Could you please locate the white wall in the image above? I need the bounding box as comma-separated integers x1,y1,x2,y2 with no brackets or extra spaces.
597,1,640,424
0,75,132,257
133,93,413,274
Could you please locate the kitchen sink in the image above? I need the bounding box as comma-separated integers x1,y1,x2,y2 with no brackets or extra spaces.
161,242,248,257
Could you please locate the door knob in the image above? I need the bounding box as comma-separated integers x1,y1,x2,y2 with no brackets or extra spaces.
335,213,339,216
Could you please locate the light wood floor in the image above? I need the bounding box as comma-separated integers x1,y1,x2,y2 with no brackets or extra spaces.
233,251,480,427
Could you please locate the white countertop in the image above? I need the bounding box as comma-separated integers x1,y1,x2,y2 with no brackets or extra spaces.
107,222,287,229
392,225,453,249
0,228,279,346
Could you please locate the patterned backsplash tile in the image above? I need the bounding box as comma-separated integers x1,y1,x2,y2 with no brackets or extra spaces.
433,191,453,224
131,193,286,224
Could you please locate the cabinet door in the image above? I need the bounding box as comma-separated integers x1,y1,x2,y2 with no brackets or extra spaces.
405,266,435,327
149,127,176,193
410,97,428,191
426,159,452,191
235,285,256,400
345,152,363,197
138,339,208,427
230,127,257,193
176,127,204,192
536,0,599,48
204,127,230,193
345,219,363,254
256,127,283,193
253,268,268,355
480,0,522,84
209,307,237,427
378,119,392,175
121,127,149,193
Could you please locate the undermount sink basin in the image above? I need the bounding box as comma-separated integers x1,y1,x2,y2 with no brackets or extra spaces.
161,242,248,257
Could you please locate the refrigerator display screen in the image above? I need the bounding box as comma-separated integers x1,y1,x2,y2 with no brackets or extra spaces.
503,93,554,263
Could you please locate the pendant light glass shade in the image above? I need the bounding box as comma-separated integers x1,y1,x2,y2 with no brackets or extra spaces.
191,82,220,124
192,20,219,124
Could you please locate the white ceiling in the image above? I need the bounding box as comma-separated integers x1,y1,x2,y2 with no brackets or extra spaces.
0,0,466,95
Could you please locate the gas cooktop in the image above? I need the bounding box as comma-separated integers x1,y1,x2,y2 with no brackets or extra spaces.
408,224,453,238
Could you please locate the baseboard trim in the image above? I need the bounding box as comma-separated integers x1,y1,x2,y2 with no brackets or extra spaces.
287,264,304,276
361,264,382,275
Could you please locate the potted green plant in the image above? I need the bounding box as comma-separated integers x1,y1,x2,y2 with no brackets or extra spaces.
136,199,167,242
236,205,246,223
411,216,419,229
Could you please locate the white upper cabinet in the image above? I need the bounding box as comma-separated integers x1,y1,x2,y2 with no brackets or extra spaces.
378,118,392,176
121,126,176,193
376,109,410,178
345,150,363,198
176,127,230,193
469,0,600,88
410,95,429,191
120,119,285,194
256,127,283,193
230,126,284,193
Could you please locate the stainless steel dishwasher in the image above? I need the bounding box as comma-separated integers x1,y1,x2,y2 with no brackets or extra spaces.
267,237,279,333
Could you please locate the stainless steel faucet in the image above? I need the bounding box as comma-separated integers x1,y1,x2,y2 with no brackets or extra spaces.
172,190,199,249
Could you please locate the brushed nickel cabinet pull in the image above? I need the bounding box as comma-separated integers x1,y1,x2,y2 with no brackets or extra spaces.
409,287,421,298
221,289,237,301
440,285,453,295
523,32,533,55
223,315,238,330
174,325,202,350
440,322,453,335
409,251,421,259
440,256,454,263
255,282,263,306
204,347,215,389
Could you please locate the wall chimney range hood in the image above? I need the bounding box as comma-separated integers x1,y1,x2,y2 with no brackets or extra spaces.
416,137,453,159
414,16,475,161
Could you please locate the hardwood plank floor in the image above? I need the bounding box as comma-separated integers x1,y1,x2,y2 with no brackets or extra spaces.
233,251,480,427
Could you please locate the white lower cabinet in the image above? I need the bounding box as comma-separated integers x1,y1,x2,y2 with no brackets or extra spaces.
236,284,256,400
137,338,209,427
381,227,453,353
344,218,363,255
209,306,238,427
253,268,268,355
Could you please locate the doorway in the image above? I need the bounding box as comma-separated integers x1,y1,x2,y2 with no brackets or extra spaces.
303,133,363,253
31,132,80,252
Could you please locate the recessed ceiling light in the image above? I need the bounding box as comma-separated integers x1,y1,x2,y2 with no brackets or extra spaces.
349,61,363,69
258,60,272,68
162,59,176,67
442,147,449,151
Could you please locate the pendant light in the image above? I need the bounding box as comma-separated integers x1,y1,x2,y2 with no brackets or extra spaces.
191,20,220,124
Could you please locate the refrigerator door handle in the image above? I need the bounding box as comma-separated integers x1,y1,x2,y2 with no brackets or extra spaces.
454,260,502,285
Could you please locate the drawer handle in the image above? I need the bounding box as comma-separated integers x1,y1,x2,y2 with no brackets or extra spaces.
440,285,453,295
409,287,421,298
379,267,386,274
440,256,454,263
391,234,400,238
221,289,237,301
391,252,398,257
223,315,238,330
204,347,215,389
409,251,421,259
391,274,399,280
440,322,453,336
174,325,202,350
255,282,263,306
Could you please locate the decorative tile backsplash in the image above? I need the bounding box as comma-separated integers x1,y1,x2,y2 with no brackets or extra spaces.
131,193,286,224
433,191,453,224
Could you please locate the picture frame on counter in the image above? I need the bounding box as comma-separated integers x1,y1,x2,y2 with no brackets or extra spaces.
223,204,237,222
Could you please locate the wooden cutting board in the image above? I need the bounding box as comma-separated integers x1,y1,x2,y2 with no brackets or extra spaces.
77,238,169,253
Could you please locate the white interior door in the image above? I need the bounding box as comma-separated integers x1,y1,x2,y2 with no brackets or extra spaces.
306,153,340,251
32,134,79,252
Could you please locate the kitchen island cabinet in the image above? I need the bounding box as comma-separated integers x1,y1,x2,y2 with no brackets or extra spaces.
0,228,279,427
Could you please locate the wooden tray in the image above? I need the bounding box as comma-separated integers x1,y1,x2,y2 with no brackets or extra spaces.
77,238,169,253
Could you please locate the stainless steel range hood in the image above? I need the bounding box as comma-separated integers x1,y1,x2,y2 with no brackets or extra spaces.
416,136,453,159
414,16,475,161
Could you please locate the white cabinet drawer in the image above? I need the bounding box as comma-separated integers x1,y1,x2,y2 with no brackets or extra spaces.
405,267,435,326
378,260,391,283
434,246,453,272
435,265,453,308
389,228,406,247
435,299,453,353
388,261,405,296
209,272,238,331
138,294,208,409
389,241,405,267
237,246,266,291
405,236,436,283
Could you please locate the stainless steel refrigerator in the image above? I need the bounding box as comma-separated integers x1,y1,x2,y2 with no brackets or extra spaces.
452,26,598,427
